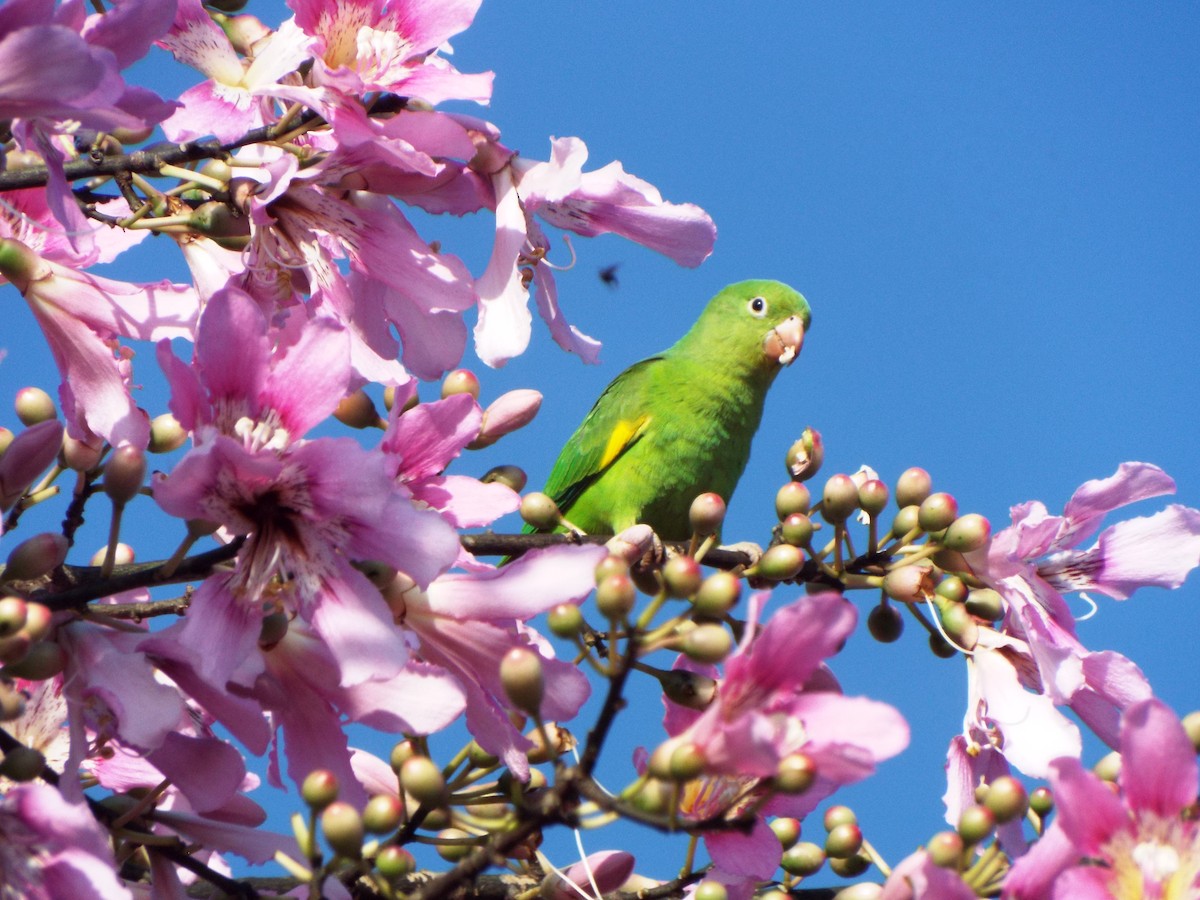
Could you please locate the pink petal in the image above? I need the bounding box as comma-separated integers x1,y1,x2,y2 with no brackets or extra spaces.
1119,698,1199,818
474,167,532,366
1003,822,1080,900
705,817,781,879
1060,461,1177,548
1049,757,1127,853
1093,505,1200,599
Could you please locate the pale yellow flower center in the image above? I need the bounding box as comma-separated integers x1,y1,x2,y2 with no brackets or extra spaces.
1101,815,1200,900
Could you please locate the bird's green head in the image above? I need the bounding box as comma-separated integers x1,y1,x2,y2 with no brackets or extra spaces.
675,279,812,374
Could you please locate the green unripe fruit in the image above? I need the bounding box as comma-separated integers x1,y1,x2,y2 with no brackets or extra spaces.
333,390,380,429
770,816,801,848
595,573,637,620
956,804,996,845
966,587,1005,621
927,830,964,868
780,513,813,547
857,479,889,517
929,633,959,659
775,482,811,519
0,596,28,637
984,775,1029,823
681,623,732,664
1094,750,1121,783
467,741,499,769
520,492,561,530
942,513,991,552
481,464,528,493
0,745,44,781
821,474,859,524
547,603,583,638
148,413,188,453
593,555,629,583
781,841,825,876
1183,711,1200,753
785,428,824,482
301,770,339,810
755,543,804,581
935,575,967,604
918,493,958,533
500,647,544,716
375,845,415,880
1030,787,1054,816
628,778,672,816
833,883,883,900
363,794,404,834
389,740,416,772
693,570,741,617
775,752,816,794
400,755,447,807
824,805,857,831
662,555,703,598
938,603,978,651
103,446,147,504
321,801,365,858
828,854,871,878
693,881,728,900
15,387,56,426
669,742,706,781
867,604,903,643
895,467,932,507
890,505,921,538
689,492,726,536
440,369,480,400
824,822,863,859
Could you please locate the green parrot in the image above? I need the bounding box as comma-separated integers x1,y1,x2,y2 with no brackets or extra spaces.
531,280,811,541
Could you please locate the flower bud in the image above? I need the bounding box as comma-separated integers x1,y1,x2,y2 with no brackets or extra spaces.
301,770,339,810
526,721,573,763
662,555,702,598
689,492,726,536
984,776,1028,823
320,801,364,859
780,513,813,547
895,467,932,507
595,571,637,619
0,682,26,720
363,794,404,834
965,587,1004,621
0,633,30,665
917,492,958,533
14,387,56,426
482,464,527,493
627,779,672,817
441,369,480,400
500,647,544,717
1,419,63,511
103,446,147,504
927,830,964,868
781,842,825,877
957,804,995,845
867,603,904,643
776,753,817,794
434,828,475,862
471,390,541,448
400,755,447,807
824,805,857,830
755,543,803,582
520,492,561,530
258,610,289,649
775,482,811,519
824,822,863,859
770,817,802,849
668,742,706,781
3,532,68,581
929,633,958,659
389,740,416,772
828,854,871,878
20,603,52,642
693,570,740,618
547,603,583,638
857,479,889,517
148,414,188,453
942,513,991,552
0,428,11,456
467,741,499,769
938,603,978,651
58,435,101,473
375,845,415,880
882,565,934,604
821,474,859,524
188,201,251,242
1093,750,1121,783
785,428,824,481
934,575,967,604
333,390,380,429
681,623,732,664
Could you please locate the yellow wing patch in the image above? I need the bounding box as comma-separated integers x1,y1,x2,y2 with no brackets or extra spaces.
600,416,649,470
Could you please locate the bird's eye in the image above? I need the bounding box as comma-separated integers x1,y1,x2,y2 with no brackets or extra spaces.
747,296,768,317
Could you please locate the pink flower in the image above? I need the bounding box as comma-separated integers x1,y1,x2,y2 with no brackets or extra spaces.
385,544,606,780
881,849,976,900
0,419,62,518
0,782,130,899
1004,698,1200,899
0,238,198,447
652,592,908,896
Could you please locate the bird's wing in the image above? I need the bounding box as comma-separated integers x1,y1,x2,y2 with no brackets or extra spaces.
541,356,660,515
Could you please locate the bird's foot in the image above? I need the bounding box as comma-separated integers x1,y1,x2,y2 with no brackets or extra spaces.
604,524,660,566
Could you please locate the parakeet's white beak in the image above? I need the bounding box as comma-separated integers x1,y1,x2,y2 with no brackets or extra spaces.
763,316,805,365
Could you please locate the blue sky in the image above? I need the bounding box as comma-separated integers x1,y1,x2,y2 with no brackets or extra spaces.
4,0,1200,890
